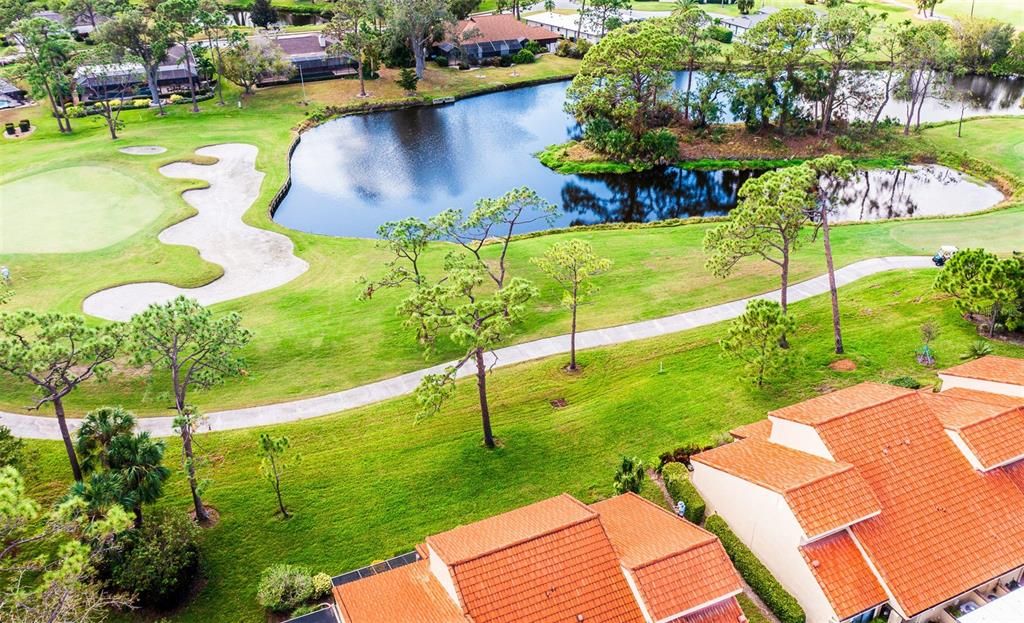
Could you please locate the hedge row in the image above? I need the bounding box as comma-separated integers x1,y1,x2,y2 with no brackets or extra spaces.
661,463,706,525
704,515,806,623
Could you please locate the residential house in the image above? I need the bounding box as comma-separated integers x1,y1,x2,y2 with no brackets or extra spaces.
74,44,204,103
255,33,357,87
0,78,27,109
712,7,779,36
691,355,1024,623
524,9,672,44
33,9,110,38
435,14,561,65
308,492,747,623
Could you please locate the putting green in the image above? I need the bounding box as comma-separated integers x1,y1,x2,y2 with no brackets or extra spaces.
0,166,165,254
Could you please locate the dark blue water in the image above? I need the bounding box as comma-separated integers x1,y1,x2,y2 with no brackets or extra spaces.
274,74,1018,238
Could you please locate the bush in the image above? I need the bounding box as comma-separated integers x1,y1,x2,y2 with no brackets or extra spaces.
662,463,706,524
638,128,678,163
256,564,314,613
705,515,806,623
311,572,332,598
498,55,512,67
555,38,591,59
433,55,450,68
292,604,330,618
658,444,709,469
888,376,921,390
523,39,543,54
511,49,535,64
106,511,201,609
707,25,733,44
168,94,184,104
0,426,25,469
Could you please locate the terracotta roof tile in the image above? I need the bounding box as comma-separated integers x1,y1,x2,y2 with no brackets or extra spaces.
940,387,1024,408
769,383,912,425
800,531,888,620
920,391,1009,428
454,14,560,44
593,493,742,620
426,493,594,564
941,355,1024,387
334,560,467,623
668,597,745,623
957,408,1024,469
729,419,772,440
449,516,646,623
1003,460,1024,494
693,439,879,537
816,391,1024,617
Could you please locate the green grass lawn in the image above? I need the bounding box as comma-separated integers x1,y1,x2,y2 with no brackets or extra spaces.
1,94,1021,415
886,0,1024,28
22,269,1024,623
921,117,1024,179
0,166,169,254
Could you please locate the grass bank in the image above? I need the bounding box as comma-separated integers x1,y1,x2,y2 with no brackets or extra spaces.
22,269,1024,623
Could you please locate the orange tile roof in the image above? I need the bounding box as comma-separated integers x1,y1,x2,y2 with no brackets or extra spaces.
448,515,646,623
800,532,888,620
454,14,560,44
920,391,1009,428
957,408,1024,469
334,560,467,623
426,494,594,564
668,596,745,623
693,438,880,537
729,419,772,440
940,387,1024,408
815,391,1024,617
1004,460,1024,494
593,493,742,620
768,383,912,425
941,355,1024,387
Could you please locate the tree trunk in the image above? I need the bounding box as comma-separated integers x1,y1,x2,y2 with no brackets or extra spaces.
576,0,587,40
54,397,83,482
181,421,209,522
270,455,289,518
990,303,1000,337
569,297,578,372
779,253,790,349
683,58,694,122
105,105,118,139
413,35,426,79
134,504,143,529
357,55,366,97
820,68,840,136
871,72,893,132
474,347,495,449
147,67,165,115
184,46,200,113
821,205,843,354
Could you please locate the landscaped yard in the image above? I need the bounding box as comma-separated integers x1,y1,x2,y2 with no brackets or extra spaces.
922,117,1024,179
21,268,1024,623
886,0,1024,28
1,89,1021,415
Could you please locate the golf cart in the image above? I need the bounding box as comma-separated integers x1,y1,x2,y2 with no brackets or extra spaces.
933,245,958,267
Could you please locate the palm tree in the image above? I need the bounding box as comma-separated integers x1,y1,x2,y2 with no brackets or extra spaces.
76,406,137,475
109,432,171,528
67,470,127,518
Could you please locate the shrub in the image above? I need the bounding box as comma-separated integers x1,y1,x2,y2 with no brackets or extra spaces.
0,426,25,469
433,55,449,68
555,39,591,59
168,94,184,104
961,339,994,360
658,443,708,469
638,129,678,163
888,376,921,390
707,25,733,44
106,511,201,609
498,55,512,67
292,603,330,618
662,463,706,524
132,99,151,108
311,572,332,598
511,49,535,64
705,515,806,623
256,564,314,613
523,39,543,54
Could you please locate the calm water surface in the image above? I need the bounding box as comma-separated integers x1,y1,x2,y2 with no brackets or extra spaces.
275,75,1018,238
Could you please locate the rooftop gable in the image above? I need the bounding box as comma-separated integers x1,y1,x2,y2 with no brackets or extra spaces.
453,14,560,44
816,391,1024,617
593,493,742,621
768,383,913,426
940,387,1024,408
800,531,888,620
334,560,467,623
941,355,1024,387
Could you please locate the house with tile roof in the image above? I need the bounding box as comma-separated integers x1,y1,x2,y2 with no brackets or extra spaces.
314,492,746,623
434,14,561,65
691,355,1024,623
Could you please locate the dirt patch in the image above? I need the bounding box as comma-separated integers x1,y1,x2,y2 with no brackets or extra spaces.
674,126,846,161
189,505,220,528
829,359,858,372
550,398,568,408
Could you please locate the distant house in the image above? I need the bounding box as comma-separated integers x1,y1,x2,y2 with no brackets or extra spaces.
435,14,561,65
302,492,746,623
74,44,204,103
713,7,779,35
0,78,27,109
691,355,1024,623
524,9,672,44
32,9,109,38
255,33,357,86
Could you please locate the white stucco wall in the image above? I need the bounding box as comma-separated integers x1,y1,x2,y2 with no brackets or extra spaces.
691,463,841,623
426,544,461,609
938,374,1024,398
769,417,835,460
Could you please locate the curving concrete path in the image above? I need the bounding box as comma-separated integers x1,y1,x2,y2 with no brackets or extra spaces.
83,144,308,321
3,256,933,439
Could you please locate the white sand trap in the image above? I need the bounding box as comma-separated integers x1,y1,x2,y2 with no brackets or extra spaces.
119,145,167,155
83,144,308,321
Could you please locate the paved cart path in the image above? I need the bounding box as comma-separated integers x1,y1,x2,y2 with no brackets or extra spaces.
83,144,308,321
2,256,933,439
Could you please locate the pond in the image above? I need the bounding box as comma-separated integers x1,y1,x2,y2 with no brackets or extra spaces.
273,74,1018,238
